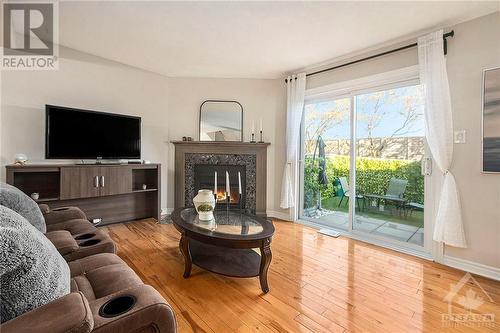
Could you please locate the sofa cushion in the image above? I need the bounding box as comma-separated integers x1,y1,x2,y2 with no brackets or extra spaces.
0,205,70,323
69,254,143,301
0,183,46,233
46,219,96,235
45,230,79,255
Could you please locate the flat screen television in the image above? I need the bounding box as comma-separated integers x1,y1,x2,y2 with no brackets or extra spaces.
46,105,141,159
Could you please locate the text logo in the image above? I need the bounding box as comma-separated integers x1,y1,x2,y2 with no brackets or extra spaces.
2,2,58,70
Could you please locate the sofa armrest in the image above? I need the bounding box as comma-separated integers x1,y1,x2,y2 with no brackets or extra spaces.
90,285,177,333
40,205,88,225
1,292,94,333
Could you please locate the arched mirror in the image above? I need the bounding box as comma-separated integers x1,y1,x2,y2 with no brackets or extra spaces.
199,100,243,142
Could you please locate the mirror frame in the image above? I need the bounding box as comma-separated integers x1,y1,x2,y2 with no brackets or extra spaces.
199,100,243,142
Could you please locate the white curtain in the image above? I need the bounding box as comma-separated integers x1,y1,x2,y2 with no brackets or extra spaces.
280,73,306,209
418,30,466,248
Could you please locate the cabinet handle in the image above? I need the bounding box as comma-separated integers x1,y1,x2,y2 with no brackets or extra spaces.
100,176,105,188
94,176,99,188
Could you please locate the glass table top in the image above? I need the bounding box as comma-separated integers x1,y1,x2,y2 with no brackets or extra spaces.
180,208,264,235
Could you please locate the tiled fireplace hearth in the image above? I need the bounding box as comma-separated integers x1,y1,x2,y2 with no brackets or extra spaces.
172,141,270,215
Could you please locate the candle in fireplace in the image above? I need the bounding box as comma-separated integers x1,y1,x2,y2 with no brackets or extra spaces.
214,171,217,196
225,171,230,200
238,171,242,194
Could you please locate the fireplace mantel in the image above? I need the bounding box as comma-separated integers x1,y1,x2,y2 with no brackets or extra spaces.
172,141,270,214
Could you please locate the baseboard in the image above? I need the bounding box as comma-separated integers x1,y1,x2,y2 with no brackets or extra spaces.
443,255,500,281
266,210,292,221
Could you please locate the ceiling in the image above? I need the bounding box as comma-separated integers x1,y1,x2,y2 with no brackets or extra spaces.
58,1,499,79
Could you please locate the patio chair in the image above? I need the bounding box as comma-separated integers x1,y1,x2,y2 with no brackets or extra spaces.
337,177,365,210
365,178,409,214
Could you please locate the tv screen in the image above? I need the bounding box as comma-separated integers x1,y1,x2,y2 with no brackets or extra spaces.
46,105,141,159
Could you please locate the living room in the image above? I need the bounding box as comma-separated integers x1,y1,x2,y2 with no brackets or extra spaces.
1,1,499,332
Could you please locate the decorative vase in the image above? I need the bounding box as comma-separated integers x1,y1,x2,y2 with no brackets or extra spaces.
193,189,216,221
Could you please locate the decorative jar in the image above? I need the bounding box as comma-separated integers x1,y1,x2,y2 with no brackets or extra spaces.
193,189,216,221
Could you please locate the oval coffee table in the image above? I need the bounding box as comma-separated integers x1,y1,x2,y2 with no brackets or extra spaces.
171,207,275,293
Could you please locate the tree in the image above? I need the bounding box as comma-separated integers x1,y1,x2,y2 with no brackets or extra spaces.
304,99,350,154
355,86,424,158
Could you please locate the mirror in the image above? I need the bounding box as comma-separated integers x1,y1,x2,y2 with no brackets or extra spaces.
200,100,243,142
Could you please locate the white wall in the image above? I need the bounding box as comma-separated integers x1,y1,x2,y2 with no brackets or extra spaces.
0,46,170,207
303,13,500,270
0,55,288,217
166,77,287,215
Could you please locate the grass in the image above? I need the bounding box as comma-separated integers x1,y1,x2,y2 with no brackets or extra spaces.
320,196,424,228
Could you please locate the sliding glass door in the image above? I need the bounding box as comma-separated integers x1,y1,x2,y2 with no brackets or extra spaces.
302,97,351,229
300,75,429,250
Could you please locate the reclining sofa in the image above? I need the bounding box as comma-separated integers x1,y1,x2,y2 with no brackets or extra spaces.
0,183,177,333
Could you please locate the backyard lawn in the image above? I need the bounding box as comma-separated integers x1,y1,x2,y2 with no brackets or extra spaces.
321,196,424,228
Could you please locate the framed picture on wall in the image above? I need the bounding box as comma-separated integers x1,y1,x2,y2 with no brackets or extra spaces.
482,67,500,173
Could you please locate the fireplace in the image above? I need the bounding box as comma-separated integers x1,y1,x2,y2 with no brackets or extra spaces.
174,142,269,215
194,164,246,210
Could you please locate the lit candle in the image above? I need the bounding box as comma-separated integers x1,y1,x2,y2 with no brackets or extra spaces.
238,171,242,194
225,171,231,199
214,171,217,195
260,118,263,132
251,120,255,134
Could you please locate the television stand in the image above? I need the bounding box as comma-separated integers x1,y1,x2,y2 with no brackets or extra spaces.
6,163,161,226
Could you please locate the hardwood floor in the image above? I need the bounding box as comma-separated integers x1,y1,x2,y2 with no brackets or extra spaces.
103,219,499,333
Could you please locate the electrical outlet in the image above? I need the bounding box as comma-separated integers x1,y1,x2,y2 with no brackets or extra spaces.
454,130,466,144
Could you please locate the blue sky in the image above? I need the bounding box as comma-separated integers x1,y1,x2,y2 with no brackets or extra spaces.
305,85,425,140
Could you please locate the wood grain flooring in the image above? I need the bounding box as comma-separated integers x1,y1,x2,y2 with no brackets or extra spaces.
103,219,499,333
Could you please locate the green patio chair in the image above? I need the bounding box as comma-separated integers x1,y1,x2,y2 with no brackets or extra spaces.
337,177,365,210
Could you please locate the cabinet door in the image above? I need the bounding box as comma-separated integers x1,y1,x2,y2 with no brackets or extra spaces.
60,167,100,199
99,166,132,196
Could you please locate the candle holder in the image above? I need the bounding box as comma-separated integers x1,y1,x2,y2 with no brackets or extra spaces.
258,130,264,143
250,133,256,143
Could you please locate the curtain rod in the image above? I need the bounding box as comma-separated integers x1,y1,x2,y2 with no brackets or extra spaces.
285,30,454,83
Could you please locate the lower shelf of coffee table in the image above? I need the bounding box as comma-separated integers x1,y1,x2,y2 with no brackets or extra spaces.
189,239,260,278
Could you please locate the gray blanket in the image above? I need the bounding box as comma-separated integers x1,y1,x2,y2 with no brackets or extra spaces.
0,205,70,323
0,182,46,233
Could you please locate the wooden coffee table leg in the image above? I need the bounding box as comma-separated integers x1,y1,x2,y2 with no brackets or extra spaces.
259,239,272,293
179,233,192,278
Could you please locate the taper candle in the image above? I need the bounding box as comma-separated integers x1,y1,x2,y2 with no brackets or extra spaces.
260,118,263,131
225,171,231,199
214,171,217,194
252,120,255,134
238,171,242,194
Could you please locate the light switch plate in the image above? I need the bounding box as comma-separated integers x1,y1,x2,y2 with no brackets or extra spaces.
454,130,466,144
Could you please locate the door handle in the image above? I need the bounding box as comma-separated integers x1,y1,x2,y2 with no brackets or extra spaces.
94,176,99,188
421,157,432,176
100,175,105,188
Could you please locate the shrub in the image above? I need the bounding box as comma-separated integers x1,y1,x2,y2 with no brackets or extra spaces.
304,155,424,208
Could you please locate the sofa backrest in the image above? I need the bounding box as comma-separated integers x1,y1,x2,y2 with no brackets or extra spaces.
0,205,70,323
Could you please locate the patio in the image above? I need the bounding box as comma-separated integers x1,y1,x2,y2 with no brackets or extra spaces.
305,196,424,245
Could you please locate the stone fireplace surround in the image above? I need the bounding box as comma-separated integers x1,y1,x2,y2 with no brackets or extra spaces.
188,154,255,212
172,141,270,215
